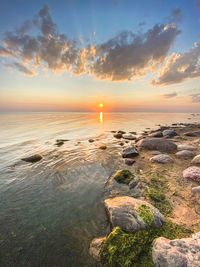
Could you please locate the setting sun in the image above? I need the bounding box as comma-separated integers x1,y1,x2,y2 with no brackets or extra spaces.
99,103,104,108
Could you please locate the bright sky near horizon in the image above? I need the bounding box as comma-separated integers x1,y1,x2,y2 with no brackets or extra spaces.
0,0,200,112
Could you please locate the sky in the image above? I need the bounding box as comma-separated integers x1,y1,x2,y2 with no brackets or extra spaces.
0,0,200,112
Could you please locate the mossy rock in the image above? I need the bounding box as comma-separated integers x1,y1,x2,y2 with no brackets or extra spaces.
100,221,193,267
113,170,134,185
136,205,154,226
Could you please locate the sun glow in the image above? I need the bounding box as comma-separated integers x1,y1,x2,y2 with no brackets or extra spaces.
99,103,104,108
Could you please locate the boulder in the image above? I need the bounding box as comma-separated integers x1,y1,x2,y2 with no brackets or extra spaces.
152,232,200,267
137,138,177,152
177,144,197,151
122,134,136,140
104,196,166,233
149,131,163,138
150,154,174,164
122,146,139,158
184,131,200,137
191,154,200,164
183,166,200,183
175,150,194,159
163,129,177,138
89,237,106,261
21,154,42,163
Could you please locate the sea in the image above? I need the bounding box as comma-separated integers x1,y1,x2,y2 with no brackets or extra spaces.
0,112,199,267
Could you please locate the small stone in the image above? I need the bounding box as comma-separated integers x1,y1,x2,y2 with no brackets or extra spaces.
183,166,200,183
177,144,197,151
122,134,136,140
118,130,126,134
89,237,106,261
88,139,94,143
129,177,140,189
122,146,139,158
114,133,122,139
163,129,177,138
125,158,136,166
191,154,200,164
56,140,64,146
129,131,137,135
149,151,162,156
150,154,174,164
191,186,200,194
184,131,200,137
119,142,124,146
99,145,107,150
149,131,163,137
175,150,194,159
21,154,42,163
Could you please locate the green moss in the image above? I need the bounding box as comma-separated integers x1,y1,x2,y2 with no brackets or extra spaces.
136,205,154,226
100,221,193,267
99,145,107,150
114,170,134,185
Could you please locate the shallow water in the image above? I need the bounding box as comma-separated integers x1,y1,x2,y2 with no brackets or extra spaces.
0,112,199,266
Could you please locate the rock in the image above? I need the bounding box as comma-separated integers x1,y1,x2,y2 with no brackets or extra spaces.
55,140,64,146
56,139,69,142
118,130,126,134
124,158,135,166
137,138,177,152
184,131,200,137
129,131,137,135
114,133,122,139
21,154,42,163
152,233,200,267
149,131,163,138
191,154,200,164
89,237,106,261
177,144,197,151
129,177,140,189
122,134,136,140
122,146,139,158
104,196,166,233
163,129,177,138
113,170,134,184
150,154,174,164
88,139,94,143
183,166,200,183
99,145,107,150
149,151,162,156
175,150,194,159
192,186,200,194
119,142,124,146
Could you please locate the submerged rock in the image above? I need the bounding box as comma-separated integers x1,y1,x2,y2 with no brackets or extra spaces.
21,154,42,163
89,237,106,261
122,134,136,140
175,150,194,159
163,129,177,138
177,144,197,151
137,138,177,152
152,232,200,267
184,131,200,137
191,154,200,164
183,166,200,183
88,139,94,143
104,196,166,233
113,170,134,185
122,146,139,158
113,133,122,139
99,145,107,150
150,154,174,164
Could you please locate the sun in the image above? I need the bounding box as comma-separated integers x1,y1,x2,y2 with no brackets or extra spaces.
99,103,104,108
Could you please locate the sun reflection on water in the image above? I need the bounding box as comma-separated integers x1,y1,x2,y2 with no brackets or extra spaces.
99,112,103,124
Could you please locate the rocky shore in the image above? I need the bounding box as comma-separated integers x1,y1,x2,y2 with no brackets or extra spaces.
88,123,200,266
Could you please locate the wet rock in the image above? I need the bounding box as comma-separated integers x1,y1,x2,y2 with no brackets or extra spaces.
55,140,64,146
183,166,200,183
122,134,136,140
99,145,107,150
177,144,197,151
192,186,200,194
129,177,140,189
152,233,200,267
175,150,194,159
56,139,69,142
122,146,139,158
163,129,177,138
21,154,42,163
88,139,94,143
149,131,163,138
129,131,137,135
191,154,200,164
137,138,177,152
104,196,166,233
184,131,200,137
150,154,174,164
114,133,122,139
124,158,135,166
113,169,134,185
89,237,106,261
118,130,126,134
119,142,124,146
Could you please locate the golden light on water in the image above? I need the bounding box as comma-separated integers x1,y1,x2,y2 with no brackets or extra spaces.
99,103,103,108
100,112,103,124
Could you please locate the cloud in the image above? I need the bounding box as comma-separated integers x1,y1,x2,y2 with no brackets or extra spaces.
190,93,200,102
167,8,183,24
0,5,181,81
152,43,200,86
6,62,37,76
163,92,177,98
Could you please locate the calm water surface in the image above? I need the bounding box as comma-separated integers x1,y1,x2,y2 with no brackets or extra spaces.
0,112,199,266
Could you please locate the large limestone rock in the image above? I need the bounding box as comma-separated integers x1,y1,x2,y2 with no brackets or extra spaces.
175,150,194,159
89,237,106,261
137,138,177,152
152,232,200,267
183,166,200,183
104,196,165,233
150,154,174,164
177,144,197,151
191,154,200,164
